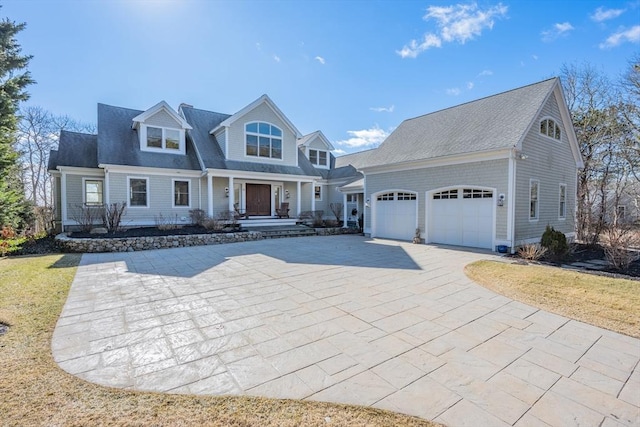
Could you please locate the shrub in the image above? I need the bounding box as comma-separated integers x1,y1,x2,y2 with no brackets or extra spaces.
154,214,180,230
203,217,224,231
312,210,324,227
103,202,127,234
329,203,343,222
70,204,104,232
517,243,547,261
189,209,207,226
601,226,640,271
540,225,568,259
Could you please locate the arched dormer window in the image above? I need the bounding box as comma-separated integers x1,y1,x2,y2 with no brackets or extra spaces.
540,118,561,140
245,122,282,159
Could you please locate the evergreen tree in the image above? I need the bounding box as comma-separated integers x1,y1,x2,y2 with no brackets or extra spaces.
0,15,35,230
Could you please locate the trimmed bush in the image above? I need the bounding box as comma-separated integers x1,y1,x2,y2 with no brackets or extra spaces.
540,225,568,259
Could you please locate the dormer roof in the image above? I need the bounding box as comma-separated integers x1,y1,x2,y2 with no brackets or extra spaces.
132,100,192,130
210,94,301,137
297,130,335,151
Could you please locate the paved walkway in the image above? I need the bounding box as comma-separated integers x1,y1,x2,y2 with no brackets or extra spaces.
52,236,640,426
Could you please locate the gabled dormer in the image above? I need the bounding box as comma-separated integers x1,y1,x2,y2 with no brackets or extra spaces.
132,101,193,155
298,130,335,169
209,95,302,166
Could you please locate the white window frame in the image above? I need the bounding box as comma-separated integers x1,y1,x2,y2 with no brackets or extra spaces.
82,178,104,206
314,185,323,201
140,125,185,154
128,176,149,208
346,194,358,203
172,179,191,208
309,148,329,168
529,179,539,221
558,183,566,220
539,117,561,141
244,121,283,160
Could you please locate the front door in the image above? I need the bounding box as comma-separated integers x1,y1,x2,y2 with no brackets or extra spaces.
246,184,271,216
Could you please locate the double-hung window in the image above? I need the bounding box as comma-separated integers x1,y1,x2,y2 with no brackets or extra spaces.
129,177,149,207
84,179,103,206
314,185,322,201
173,180,190,208
530,180,539,220
559,184,566,219
309,149,328,167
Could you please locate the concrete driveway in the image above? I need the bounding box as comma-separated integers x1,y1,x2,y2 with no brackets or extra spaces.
52,235,639,426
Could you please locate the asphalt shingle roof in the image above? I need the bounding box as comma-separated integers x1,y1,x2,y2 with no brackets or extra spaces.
48,130,98,170
357,78,558,169
97,103,202,170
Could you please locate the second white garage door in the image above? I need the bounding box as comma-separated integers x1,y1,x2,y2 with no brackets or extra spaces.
374,191,417,241
429,188,494,249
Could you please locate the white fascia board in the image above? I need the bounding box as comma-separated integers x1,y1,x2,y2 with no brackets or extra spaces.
209,94,302,138
98,164,202,177
298,131,335,151
205,168,316,183
360,148,511,175
56,166,105,176
132,100,193,130
554,84,584,169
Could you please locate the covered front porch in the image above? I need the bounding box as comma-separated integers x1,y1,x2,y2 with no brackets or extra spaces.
338,178,365,230
204,171,323,222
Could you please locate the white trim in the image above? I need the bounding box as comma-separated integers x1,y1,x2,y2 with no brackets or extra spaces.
558,183,567,220
370,189,418,240
172,178,192,209
538,116,562,142
297,130,335,151
56,166,104,175
140,125,186,155
104,169,110,207
210,94,302,138
132,100,192,130
296,181,302,217
82,177,104,206
308,148,330,169
424,185,496,250
553,83,584,168
99,164,201,177
314,184,323,202
342,192,348,228
60,171,67,232
507,152,516,249
361,148,511,175
205,168,316,183
529,179,540,222
127,176,150,208
244,121,284,161
207,175,214,217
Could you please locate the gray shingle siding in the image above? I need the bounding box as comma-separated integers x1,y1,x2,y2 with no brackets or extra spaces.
514,93,577,243
365,159,510,240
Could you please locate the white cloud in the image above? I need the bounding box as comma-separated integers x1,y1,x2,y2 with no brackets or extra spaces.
397,33,442,58
397,2,507,58
273,55,281,62
446,87,461,96
315,56,325,64
532,54,539,60
336,125,390,148
541,22,574,42
591,7,625,22
255,42,261,51
466,81,474,89
370,105,395,113
332,148,347,155
599,25,640,49
478,69,493,76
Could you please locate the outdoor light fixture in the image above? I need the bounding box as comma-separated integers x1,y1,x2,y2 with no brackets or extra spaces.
224,187,229,197
519,153,528,160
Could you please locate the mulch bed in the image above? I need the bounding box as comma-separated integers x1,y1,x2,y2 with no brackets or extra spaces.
509,243,640,279
69,225,244,239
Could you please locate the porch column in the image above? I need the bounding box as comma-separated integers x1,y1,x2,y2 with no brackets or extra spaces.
228,176,234,212
207,174,213,217
60,171,67,232
342,193,348,228
311,181,316,211
296,181,302,216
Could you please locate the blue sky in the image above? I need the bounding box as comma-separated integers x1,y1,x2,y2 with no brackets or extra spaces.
4,0,639,155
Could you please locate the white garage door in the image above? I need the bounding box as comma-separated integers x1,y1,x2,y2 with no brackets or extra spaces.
374,191,417,241
430,188,494,249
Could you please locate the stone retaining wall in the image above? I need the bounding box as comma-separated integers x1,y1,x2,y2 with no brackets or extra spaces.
55,227,359,253
56,231,264,253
